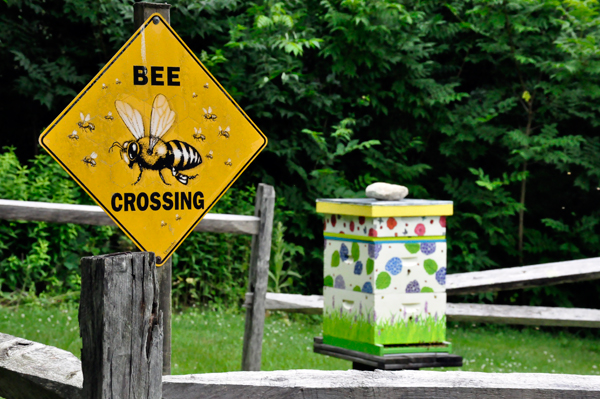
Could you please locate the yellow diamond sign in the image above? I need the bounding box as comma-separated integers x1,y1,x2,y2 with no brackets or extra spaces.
39,14,267,266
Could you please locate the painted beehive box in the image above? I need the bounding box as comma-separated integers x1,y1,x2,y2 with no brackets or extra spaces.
317,198,453,349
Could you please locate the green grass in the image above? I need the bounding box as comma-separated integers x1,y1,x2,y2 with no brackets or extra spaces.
324,307,446,345
1,304,600,375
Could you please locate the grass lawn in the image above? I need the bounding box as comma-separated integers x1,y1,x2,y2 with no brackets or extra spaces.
1,303,600,375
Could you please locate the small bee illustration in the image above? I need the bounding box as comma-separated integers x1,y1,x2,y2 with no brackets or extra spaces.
192,92,198,98
115,78,121,85
78,113,95,132
83,152,98,167
68,130,79,140
104,111,114,120
203,107,217,121
225,158,232,166
218,126,230,138
110,94,202,185
175,214,182,221
193,127,205,141
102,83,108,89
203,83,209,89
161,221,167,227
206,150,213,159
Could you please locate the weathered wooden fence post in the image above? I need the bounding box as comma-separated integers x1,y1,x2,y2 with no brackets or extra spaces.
79,252,163,398
242,183,275,371
134,1,173,376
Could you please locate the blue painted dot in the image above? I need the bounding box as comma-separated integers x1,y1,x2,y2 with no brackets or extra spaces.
354,261,363,275
436,267,446,285
421,242,436,255
340,244,349,262
406,280,420,293
362,282,373,294
368,244,382,259
334,275,346,289
385,257,403,275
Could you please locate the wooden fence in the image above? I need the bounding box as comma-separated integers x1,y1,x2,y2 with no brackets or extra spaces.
0,182,274,373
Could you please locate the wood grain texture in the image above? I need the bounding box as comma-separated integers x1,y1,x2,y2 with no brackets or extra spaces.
162,369,600,398
157,258,172,375
314,337,462,370
245,292,323,314
242,184,275,371
79,252,163,399
447,258,600,295
0,333,83,399
0,199,260,235
447,303,600,328
134,1,171,27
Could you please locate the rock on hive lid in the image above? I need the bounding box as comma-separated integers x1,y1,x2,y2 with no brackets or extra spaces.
316,198,453,217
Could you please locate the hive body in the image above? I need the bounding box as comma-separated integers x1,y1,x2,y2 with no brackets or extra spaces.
317,198,453,352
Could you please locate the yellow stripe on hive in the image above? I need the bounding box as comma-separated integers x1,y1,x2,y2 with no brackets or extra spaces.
316,202,454,217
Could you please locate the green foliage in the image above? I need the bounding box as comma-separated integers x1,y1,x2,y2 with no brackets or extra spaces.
0,147,117,302
3,0,600,308
268,221,303,293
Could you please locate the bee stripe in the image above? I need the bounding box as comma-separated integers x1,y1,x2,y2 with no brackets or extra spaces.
172,141,184,168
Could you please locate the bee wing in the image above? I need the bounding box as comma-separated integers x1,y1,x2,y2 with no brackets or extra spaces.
149,94,175,150
203,108,207,114
80,112,84,121
208,106,212,114
91,152,98,159
225,126,230,132
115,100,145,139
85,114,91,122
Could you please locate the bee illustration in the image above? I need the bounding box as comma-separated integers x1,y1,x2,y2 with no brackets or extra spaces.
192,92,198,98
83,152,98,167
203,83,209,89
193,127,205,141
206,150,213,159
68,130,79,140
115,78,121,85
102,83,108,89
104,111,114,120
78,113,95,132
109,94,202,185
218,126,230,138
161,221,167,227
225,158,232,166
203,107,217,121
175,214,182,221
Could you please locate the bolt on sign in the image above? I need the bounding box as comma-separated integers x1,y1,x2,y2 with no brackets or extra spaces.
39,14,267,266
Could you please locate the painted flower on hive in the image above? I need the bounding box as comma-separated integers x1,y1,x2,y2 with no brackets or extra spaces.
414,223,426,236
420,242,436,255
436,267,446,285
406,280,420,293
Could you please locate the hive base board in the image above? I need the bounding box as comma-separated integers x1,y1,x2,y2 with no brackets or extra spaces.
314,337,462,370
322,335,452,357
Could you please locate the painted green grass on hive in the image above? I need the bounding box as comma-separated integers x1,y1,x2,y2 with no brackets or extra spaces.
324,309,446,345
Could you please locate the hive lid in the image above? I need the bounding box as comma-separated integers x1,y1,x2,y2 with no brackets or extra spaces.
316,198,453,217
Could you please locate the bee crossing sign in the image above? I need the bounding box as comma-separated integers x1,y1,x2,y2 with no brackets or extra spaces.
39,14,267,266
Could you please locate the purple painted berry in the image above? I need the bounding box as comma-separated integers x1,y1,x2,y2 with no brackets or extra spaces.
368,243,382,259
334,275,346,289
385,257,402,276
421,242,436,255
354,261,363,275
362,282,373,293
436,267,446,285
340,244,350,262
406,280,420,293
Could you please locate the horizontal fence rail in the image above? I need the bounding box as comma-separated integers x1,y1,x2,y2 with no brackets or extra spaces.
447,257,600,295
446,303,600,328
0,199,260,235
3,334,600,399
244,293,600,328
